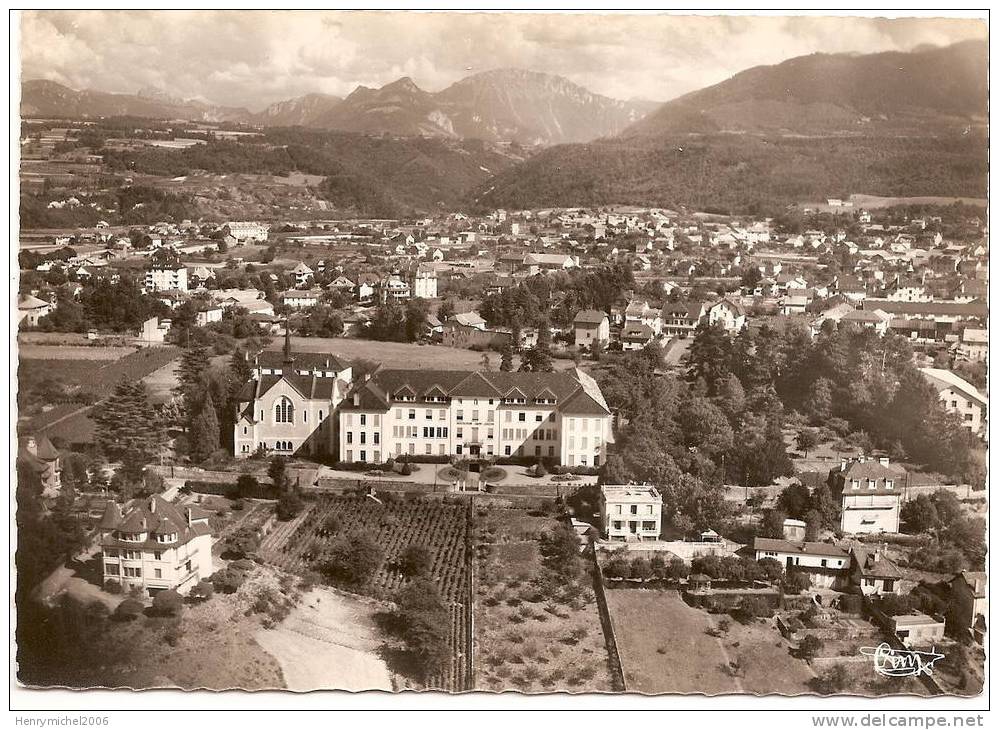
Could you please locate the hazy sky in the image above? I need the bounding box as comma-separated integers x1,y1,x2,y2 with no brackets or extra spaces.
19,11,987,111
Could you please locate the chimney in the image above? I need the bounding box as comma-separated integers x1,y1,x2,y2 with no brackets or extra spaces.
878,456,890,466
149,497,156,513
353,393,360,406
840,459,847,472
186,508,193,527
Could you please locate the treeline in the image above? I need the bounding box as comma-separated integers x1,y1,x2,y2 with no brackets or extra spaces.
685,320,981,482
474,132,988,215
20,185,196,229
478,264,634,330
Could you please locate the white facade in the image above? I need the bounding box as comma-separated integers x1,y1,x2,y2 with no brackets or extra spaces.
100,496,214,597
225,221,269,242
599,485,662,541
145,265,188,293
413,269,438,299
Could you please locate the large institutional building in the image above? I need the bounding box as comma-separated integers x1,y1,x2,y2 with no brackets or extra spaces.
233,338,613,467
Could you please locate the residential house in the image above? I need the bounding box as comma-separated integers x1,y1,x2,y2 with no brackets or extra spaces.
840,308,892,336
957,328,988,362
828,458,904,534
752,537,850,589
17,293,53,326
705,298,746,333
292,262,314,288
223,221,269,243
621,322,655,351
280,289,322,310
850,546,903,595
661,303,706,337
919,368,987,438
17,433,61,497
599,484,662,541
412,266,438,299
140,316,170,343
99,495,214,597
780,294,809,316
573,310,610,349
949,571,987,640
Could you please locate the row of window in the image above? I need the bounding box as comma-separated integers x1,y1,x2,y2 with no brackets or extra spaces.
612,504,656,516
849,478,894,490
345,431,379,444
610,520,658,532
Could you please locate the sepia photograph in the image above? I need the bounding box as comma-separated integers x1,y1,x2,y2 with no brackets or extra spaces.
8,7,990,720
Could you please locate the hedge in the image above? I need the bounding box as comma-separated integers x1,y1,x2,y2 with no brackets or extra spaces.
184,479,278,499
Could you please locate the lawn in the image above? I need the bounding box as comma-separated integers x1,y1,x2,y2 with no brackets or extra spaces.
604,589,737,695
473,507,615,693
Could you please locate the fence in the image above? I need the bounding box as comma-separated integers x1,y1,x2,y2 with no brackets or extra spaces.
588,546,627,692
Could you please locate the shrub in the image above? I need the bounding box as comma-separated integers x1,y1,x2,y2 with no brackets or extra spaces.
629,555,653,582
399,462,414,476
734,596,772,622
211,568,246,594
399,544,433,577
231,500,245,511
152,589,183,617
190,579,215,601
276,489,305,521
103,579,124,595
811,665,849,694
798,635,824,661
532,462,548,478
649,553,668,580
113,598,144,622
602,556,630,580
784,570,812,594
236,473,260,498
226,527,260,559
322,531,384,586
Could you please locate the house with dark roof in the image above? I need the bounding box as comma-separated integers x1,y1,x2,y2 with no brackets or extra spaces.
573,309,609,349
99,495,213,596
17,433,61,497
752,537,850,589
339,366,612,467
828,457,905,534
233,332,353,458
849,545,903,595
949,571,987,641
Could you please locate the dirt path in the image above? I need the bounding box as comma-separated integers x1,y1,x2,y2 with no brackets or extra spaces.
255,587,394,692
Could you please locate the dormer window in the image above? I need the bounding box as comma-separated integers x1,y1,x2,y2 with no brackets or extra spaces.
885,480,894,490
118,532,143,542
156,533,177,544
851,479,861,490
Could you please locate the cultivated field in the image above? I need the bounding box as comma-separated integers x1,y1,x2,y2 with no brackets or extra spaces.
473,506,615,693
258,495,472,691
17,345,136,360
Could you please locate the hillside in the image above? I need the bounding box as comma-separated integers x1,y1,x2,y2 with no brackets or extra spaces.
98,128,528,218
472,42,988,213
625,40,987,136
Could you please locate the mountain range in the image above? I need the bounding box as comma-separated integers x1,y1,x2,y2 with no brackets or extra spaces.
20,69,658,146
473,41,988,213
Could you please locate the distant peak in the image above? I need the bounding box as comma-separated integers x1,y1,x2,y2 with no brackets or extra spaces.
384,76,423,93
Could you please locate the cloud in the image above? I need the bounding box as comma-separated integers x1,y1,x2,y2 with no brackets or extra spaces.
17,11,987,110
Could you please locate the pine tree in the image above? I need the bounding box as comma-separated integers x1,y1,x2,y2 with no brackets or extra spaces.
93,380,165,468
499,340,514,371
188,391,220,463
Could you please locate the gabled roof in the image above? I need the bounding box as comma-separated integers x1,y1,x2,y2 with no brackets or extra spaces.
851,547,903,580
919,368,987,408
753,537,849,560
100,495,212,549
573,309,607,326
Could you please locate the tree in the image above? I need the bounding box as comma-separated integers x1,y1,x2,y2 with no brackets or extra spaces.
687,322,733,396
795,428,819,458
757,557,784,583
92,380,165,471
499,339,514,371
393,577,450,682
900,493,939,534
776,483,812,520
268,455,289,491
811,664,849,694
276,489,304,521
113,598,144,622
188,391,221,463
323,531,384,586
399,545,433,577
798,635,824,662
226,527,260,558
236,474,260,498
758,509,787,539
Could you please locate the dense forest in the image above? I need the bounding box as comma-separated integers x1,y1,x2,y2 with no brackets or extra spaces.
471,132,988,215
